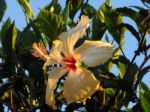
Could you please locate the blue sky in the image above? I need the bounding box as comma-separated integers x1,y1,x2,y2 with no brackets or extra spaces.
1,0,150,86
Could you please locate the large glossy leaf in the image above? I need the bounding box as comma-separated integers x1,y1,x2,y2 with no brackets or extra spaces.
140,90,150,112
37,9,66,41
0,0,7,22
100,3,126,44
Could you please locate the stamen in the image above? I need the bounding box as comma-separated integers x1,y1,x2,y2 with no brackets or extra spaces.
32,42,49,61
62,56,77,72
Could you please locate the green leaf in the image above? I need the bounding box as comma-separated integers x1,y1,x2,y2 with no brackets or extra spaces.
17,0,34,22
61,3,70,24
92,10,106,40
124,23,141,42
29,19,44,42
117,98,130,110
2,21,18,52
12,24,18,50
105,0,111,5
118,62,127,78
140,90,150,112
105,88,116,97
95,75,120,88
0,0,7,22
0,19,18,72
0,19,11,46
116,7,139,22
113,56,138,81
106,43,124,70
100,3,126,44
116,7,147,32
18,30,38,54
82,4,96,18
140,82,150,92
44,0,62,14
66,0,83,20
38,9,66,41
0,19,17,55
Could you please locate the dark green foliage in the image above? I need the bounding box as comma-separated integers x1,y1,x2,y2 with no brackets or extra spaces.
0,0,150,112
82,4,96,18
100,3,126,44
140,90,150,112
66,0,83,20
37,9,66,41
92,10,106,40
0,0,7,22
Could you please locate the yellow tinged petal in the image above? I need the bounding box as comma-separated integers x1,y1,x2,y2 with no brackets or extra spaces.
43,40,63,70
49,40,63,61
63,67,100,104
45,68,68,109
75,40,115,67
59,15,90,57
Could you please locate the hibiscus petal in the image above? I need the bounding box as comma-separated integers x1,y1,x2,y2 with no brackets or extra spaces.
46,68,68,109
43,40,63,70
63,67,100,104
59,16,90,57
49,40,63,62
75,40,115,67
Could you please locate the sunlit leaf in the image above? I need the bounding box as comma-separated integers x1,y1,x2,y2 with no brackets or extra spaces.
100,3,126,44
0,83,11,97
92,9,106,40
44,0,62,14
17,0,34,22
38,9,66,41
140,90,150,112
105,88,116,97
106,44,124,71
66,0,83,19
12,25,18,50
118,62,127,78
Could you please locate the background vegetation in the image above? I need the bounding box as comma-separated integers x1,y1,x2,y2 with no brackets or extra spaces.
0,0,150,111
